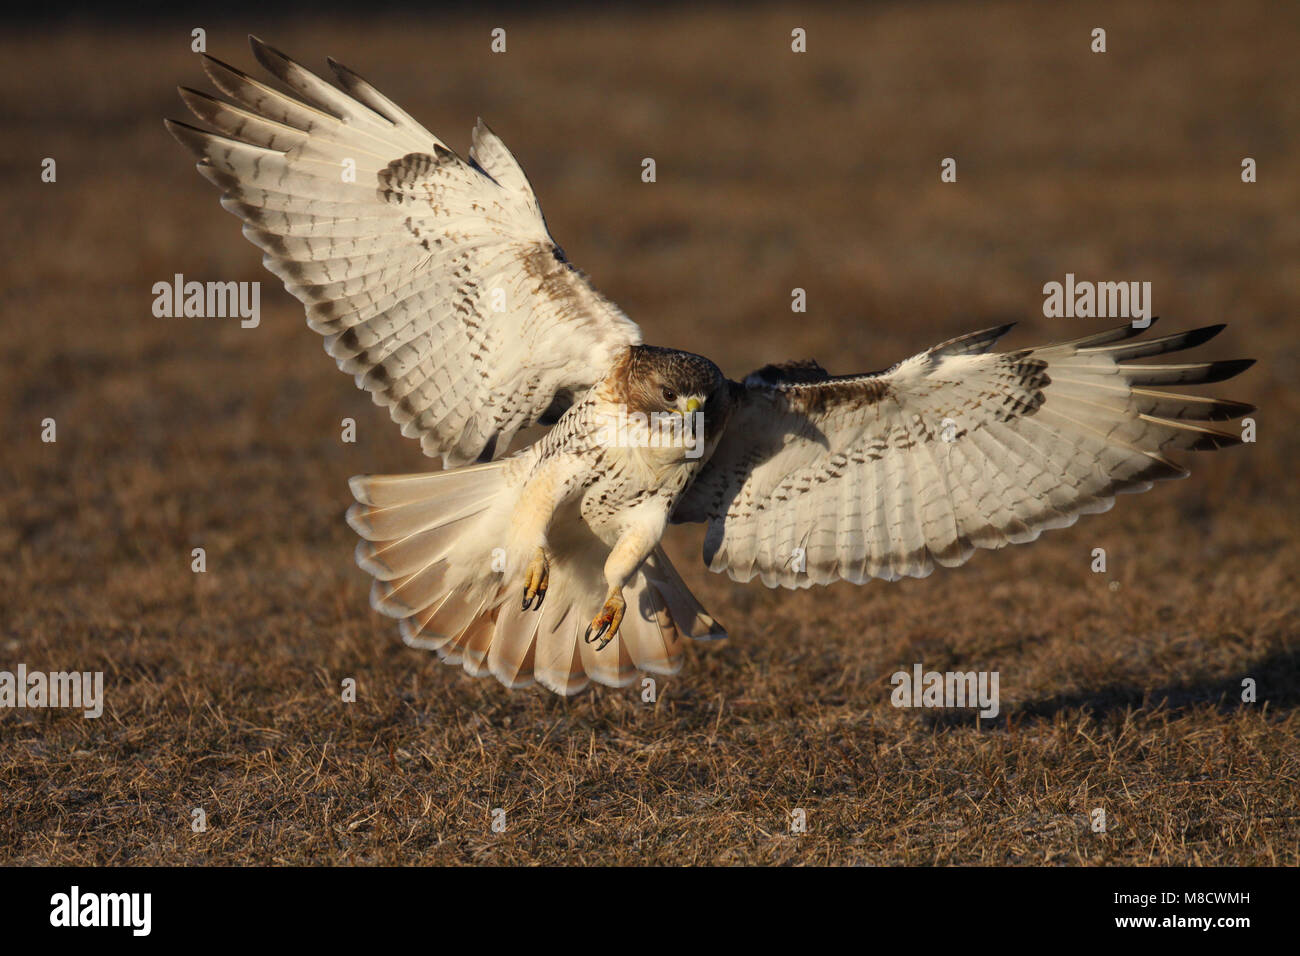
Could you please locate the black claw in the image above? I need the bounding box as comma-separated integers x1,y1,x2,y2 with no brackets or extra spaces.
523,587,547,612
585,619,610,646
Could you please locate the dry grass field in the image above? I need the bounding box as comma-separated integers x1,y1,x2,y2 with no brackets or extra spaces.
0,1,1296,865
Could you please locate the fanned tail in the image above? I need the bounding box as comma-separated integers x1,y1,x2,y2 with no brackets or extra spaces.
346,466,725,696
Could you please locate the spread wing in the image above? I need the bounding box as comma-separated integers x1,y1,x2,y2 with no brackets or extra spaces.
673,322,1254,588
167,37,641,466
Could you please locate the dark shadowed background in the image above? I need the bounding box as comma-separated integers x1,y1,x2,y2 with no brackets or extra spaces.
0,0,1296,864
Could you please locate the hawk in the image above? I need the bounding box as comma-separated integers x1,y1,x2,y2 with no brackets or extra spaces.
169,39,1255,695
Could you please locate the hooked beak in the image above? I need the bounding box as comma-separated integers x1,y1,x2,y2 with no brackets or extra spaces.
685,397,702,414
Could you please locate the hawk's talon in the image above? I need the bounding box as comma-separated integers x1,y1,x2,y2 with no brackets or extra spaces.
522,548,550,611
584,619,612,650
584,593,625,650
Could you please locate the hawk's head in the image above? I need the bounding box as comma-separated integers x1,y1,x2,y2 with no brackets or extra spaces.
621,345,726,418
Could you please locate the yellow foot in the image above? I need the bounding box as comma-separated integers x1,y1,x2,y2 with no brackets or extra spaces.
584,592,626,651
521,548,550,611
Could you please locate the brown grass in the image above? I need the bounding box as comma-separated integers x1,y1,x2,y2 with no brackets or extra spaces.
0,0,1296,865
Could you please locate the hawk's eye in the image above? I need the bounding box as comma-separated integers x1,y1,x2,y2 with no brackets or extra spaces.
661,387,677,404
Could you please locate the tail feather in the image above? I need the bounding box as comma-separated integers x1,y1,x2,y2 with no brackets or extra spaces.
644,548,728,640
623,581,685,674
403,582,493,651
348,465,723,696
372,560,453,617
532,606,591,695
357,519,472,581
486,602,543,690
431,608,498,672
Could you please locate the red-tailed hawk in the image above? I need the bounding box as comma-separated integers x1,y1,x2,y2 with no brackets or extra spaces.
169,38,1255,695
